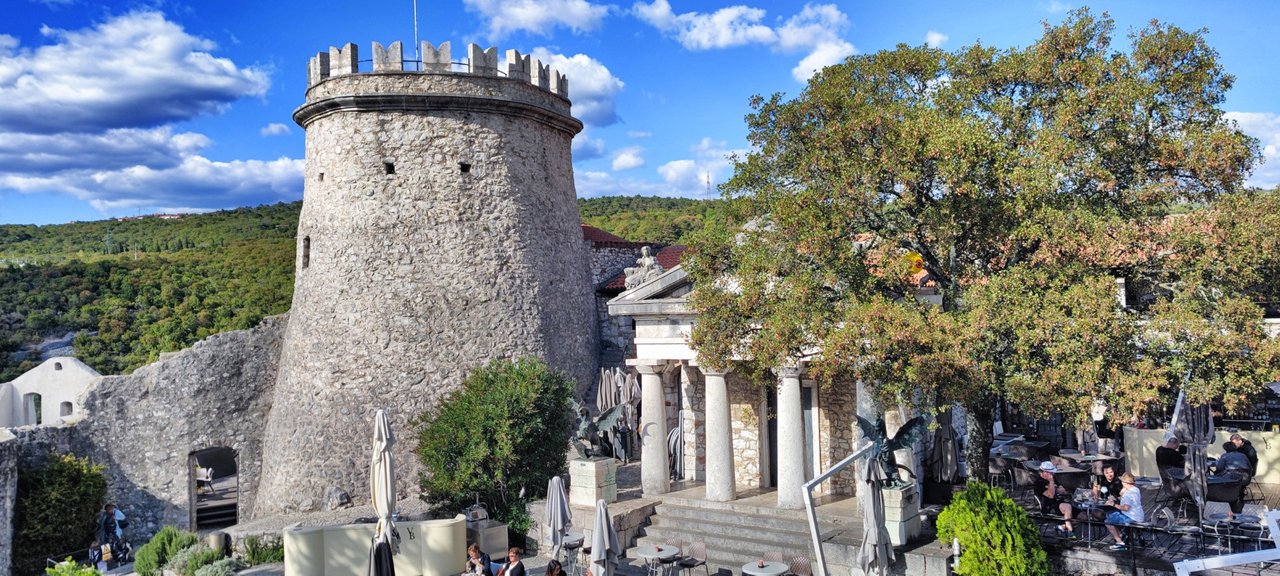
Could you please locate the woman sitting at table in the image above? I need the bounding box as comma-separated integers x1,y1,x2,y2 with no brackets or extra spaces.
1103,472,1144,551
465,543,494,576
1034,461,1076,536
496,548,525,576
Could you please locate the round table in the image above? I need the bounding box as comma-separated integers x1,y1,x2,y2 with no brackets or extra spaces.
635,545,679,576
741,561,789,576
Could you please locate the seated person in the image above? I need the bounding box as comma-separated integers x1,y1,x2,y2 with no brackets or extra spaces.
1217,442,1251,476
1155,436,1186,473
1104,472,1144,551
1087,464,1124,520
496,548,525,576
1034,461,1076,536
1230,433,1259,477
465,543,494,576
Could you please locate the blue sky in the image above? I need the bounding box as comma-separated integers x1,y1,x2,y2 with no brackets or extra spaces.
1,0,1277,225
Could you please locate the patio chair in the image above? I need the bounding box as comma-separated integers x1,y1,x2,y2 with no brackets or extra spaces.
660,538,684,576
763,551,784,563
787,556,812,576
678,542,707,576
195,466,216,494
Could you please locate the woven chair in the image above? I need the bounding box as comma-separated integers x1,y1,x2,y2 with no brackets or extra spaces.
658,538,684,576
787,556,812,576
678,542,708,576
763,551,784,563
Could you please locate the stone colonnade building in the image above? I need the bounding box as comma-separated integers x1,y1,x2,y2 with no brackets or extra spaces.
608,265,860,508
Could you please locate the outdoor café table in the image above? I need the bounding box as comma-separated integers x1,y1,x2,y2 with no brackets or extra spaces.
635,544,679,576
741,561,789,576
1074,499,1114,545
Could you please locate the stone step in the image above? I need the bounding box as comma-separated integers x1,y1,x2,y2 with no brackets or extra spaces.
647,511,824,545
652,503,849,536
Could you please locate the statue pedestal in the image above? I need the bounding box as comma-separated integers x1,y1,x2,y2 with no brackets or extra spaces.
569,457,617,507
882,484,920,546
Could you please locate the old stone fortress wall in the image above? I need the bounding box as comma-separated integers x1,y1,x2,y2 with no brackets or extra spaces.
0,39,601,573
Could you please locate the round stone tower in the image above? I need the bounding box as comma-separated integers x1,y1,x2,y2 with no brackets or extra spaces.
254,41,599,515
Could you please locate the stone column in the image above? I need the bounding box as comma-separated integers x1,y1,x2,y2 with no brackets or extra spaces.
775,365,805,509
702,367,736,502
636,362,670,496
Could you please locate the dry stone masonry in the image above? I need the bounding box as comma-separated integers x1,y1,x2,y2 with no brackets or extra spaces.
255,40,598,515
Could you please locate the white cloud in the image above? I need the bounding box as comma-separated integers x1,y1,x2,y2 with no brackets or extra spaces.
634,0,775,49
465,0,610,38
925,30,949,48
1227,111,1280,190
1,155,303,214
531,48,624,127
0,11,269,134
633,2,855,84
0,127,208,174
792,40,855,82
657,137,744,194
0,11,294,218
627,130,653,139
1044,1,1072,13
573,131,607,160
260,123,291,137
612,147,646,171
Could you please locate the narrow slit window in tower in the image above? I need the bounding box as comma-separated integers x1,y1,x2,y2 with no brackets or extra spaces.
384,162,396,175
318,172,325,182
302,236,311,269
54,362,63,370
459,162,471,174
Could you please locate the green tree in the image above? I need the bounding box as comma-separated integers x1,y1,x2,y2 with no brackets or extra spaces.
415,357,575,532
12,453,107,576
684,8,1280,478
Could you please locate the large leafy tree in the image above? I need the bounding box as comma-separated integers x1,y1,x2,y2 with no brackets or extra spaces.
685,9,1280,477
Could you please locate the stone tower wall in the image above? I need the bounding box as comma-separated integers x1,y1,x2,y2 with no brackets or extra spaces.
255,41,599,515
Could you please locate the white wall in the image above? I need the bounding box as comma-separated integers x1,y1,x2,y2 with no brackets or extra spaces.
1,357,99,427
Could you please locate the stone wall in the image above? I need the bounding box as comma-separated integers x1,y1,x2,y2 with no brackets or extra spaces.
75,314,284,533
729,374,763,489
0,433,17,576
258,45,599,516
595,295,633,368
818,382,858,496
588,244,640,286
0,315,285,571
679,364,705,481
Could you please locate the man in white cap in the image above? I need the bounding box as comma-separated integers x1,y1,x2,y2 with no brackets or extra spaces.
1035,461,1076,536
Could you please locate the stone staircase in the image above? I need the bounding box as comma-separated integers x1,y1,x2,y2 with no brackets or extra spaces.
633,490,859,575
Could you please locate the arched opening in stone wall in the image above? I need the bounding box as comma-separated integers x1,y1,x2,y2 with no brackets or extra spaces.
190,446,239,530
22,392,41,425
59,401,73,417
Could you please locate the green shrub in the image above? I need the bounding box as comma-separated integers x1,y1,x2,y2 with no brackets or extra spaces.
416,357,575,531
182,546,226,576
165,544,202,575
194,558,246,576
44,558,98,576
243,535,285,565
11,453,106,576
936,481,1049,576
134,526,197,576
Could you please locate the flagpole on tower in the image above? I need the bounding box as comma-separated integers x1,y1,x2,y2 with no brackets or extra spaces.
412,0,421,69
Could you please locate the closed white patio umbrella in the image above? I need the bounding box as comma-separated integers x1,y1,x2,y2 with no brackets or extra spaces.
590,499,620,576
368,409,399,576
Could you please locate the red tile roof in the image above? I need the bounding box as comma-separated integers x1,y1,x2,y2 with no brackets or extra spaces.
601,245,687,291
581,224,646,247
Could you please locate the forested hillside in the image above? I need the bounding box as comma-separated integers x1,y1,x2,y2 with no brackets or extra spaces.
578,196,720,244
0,196,713,380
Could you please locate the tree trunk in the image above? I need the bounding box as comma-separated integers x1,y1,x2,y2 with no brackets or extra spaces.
964,393,996,484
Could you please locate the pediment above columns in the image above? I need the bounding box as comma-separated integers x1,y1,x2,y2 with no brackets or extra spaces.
607,265,693,317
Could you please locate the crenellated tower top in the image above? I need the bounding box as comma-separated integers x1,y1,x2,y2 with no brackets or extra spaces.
307,41,569,97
